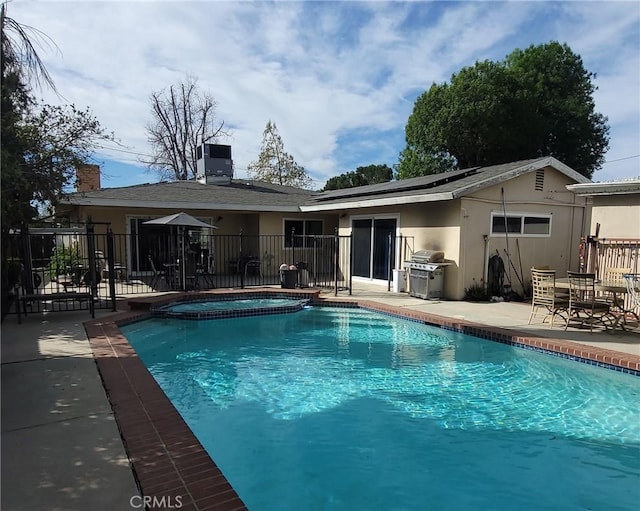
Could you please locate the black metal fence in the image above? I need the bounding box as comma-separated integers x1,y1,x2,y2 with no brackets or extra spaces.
107,229,353,293
2,225,353,319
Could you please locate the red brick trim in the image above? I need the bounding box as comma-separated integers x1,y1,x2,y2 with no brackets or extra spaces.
85,316,248,511
85,291,639,510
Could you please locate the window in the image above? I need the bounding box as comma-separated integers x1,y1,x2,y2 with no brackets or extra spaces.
491,212,551,236
284,219,323,247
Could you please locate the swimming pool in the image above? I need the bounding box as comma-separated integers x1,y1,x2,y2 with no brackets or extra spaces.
122,305,640,510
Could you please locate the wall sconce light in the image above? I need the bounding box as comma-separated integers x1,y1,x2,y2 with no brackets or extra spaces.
215,216,223,223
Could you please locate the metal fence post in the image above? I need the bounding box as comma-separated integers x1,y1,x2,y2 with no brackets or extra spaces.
86,223,96,318
348,232,353,296
387,232,393,292
334,227,339,296
239,229,244,289
21,226,34,295
106,229,117,311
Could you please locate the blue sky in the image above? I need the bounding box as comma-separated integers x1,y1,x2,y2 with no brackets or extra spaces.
12,1,640,189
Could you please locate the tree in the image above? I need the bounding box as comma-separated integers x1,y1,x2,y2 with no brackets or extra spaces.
1,4,114,230
1,3,57,92
15,104,114,217
144,75,229,181
247,121,312,188
398,42,609,180
322,164,393,191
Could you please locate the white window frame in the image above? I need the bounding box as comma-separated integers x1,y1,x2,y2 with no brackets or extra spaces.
490,211,552,237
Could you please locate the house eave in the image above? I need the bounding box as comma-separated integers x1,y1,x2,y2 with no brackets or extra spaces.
300,192,455,212
566,180,640,196
60,197,302,212
302,157,587,211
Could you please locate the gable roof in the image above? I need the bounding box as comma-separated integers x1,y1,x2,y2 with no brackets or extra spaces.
60,179,314,212
300,156,590,211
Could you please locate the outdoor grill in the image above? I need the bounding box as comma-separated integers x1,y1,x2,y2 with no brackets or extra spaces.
403,250,448,300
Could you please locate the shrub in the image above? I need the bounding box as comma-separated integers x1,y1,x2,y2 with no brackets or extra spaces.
48,243,81,279
464,278,489,302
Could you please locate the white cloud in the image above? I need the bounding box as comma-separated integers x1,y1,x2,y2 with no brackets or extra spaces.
10,0,640,187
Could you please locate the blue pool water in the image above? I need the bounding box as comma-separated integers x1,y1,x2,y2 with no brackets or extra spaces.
122,306,640,510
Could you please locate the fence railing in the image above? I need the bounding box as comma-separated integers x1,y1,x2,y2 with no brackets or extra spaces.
581,236,640,313
581,237,640,275
2,227,353,319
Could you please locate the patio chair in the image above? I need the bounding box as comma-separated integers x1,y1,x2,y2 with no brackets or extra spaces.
195,262,216,289
565,271,615,333
600,267,631,310
147,255,165,290
622,273,640,327
528,268,569,327
244,257,261,280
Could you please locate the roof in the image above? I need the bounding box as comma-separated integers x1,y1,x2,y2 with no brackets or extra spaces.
300,156,589,211
60,179,315,212
566,177,640,196
60,156,590,214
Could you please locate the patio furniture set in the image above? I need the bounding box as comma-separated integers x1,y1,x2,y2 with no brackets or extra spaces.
528,267,640,333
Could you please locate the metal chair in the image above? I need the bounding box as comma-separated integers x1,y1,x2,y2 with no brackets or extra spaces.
601,267,631,310
244,257,261,280
147,255,165,290
622,273,640,328
528,268,569,327
565,272,615,333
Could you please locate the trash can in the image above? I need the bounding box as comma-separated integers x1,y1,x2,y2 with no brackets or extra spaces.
392,269,406,293
295,261,309,288
280,269,298,289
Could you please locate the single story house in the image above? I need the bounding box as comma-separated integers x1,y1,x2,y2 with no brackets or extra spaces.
59,156,592,299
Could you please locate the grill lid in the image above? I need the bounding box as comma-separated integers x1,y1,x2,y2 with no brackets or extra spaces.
411,250,444,263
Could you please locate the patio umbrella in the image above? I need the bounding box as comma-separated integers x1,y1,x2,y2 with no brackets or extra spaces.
144,213,218,290
143,212,219,229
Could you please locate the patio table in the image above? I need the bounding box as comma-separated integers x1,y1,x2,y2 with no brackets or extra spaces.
555,277,636,332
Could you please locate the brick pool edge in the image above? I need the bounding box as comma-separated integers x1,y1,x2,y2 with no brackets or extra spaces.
84,290,640,510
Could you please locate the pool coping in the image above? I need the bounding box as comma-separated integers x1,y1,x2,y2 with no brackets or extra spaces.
84,289,640,510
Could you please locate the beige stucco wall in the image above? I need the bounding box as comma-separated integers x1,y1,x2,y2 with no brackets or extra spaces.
587,194,640,238
459,167,587,299
337,166,587,300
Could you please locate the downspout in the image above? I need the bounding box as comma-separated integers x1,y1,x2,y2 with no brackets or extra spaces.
483,234,490,288
460,206,467,298
501,188,513,288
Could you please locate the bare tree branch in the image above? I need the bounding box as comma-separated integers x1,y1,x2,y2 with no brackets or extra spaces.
142,75,229,181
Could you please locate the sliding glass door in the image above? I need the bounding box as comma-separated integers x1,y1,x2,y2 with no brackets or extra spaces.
352,217,397,280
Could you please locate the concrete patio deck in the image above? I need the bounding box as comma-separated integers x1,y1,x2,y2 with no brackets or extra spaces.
1,309,140,511
1,285,638,510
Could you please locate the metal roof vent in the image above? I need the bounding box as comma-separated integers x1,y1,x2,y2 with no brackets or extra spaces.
535,169,544,191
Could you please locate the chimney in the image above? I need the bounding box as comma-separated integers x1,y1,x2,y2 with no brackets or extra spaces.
76,164,101,192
